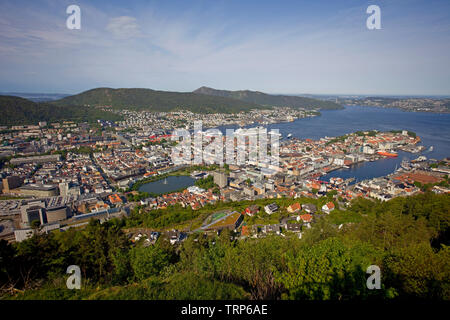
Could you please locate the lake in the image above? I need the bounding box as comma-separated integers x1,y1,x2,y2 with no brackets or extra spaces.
138,175,195,195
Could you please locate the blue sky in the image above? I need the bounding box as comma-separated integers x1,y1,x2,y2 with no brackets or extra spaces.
0,0,449,95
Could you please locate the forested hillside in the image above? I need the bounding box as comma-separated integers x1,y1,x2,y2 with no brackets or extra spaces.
1,192,448,300
0,95,122,125
51,88,264,113
193,86,343,110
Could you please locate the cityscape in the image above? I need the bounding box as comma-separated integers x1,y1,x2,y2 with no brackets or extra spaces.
0,0,449,309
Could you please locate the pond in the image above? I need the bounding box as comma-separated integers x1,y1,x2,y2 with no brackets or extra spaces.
138,175,195,195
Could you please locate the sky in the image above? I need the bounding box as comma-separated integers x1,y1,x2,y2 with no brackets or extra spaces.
0,0,449,95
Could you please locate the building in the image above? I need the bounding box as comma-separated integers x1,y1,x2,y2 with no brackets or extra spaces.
284,223,302,233
213,171,228,188
108,194,123,205
244,186,256,196
244,205,260,217
20,200,70,227
203,211,244,231
17,184,59,197
298,213,313,223
20,201,46,227
10,154,61,165
14,228,36,242
264,203,279,215
287,202,301,213
302,203,317,214
2,176,23,192
46,205,71,223
322,202,335,214
59,182,69,197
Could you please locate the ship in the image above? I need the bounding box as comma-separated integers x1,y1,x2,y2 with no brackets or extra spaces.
411,155,427,163
401,158,411,170
377,151,398,157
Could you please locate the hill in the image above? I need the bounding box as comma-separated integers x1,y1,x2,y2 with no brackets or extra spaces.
52,88,263,113
0,95,122,126
193,86,343,110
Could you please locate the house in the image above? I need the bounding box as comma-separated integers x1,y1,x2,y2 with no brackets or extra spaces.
241,225,250,236
263,224,281,234
298,213,313,223
302,203,317,214
287,202,301,213
322,202,335,214
264,203,279,215
284,223,302,233
167,230,187,245
150,231,160,241
245,205,260,217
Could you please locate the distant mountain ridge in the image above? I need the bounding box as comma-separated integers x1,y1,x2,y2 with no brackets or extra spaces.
193,86,343,110
52,87,263,113
0,92,70,102
52,86,342,113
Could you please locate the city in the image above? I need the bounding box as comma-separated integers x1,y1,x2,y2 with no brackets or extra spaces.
1,116,448,244
0,0,449,308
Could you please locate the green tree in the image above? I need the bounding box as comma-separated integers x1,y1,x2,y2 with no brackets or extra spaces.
130,245,170,281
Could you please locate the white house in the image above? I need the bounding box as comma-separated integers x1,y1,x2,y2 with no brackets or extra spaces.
322,202,335,214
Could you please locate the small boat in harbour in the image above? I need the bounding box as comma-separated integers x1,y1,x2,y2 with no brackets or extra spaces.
401,158,411,170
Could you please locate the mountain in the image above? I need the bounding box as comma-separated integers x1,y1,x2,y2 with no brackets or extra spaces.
0,95,122,126
193,86,343,110
52,88,263,113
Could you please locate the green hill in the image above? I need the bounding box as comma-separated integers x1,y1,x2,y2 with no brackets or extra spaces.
193,86,343,110
0,95,122,126
52,87,263,113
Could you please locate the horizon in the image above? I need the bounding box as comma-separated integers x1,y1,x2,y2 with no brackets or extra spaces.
1,1,450,95
1,86,450,98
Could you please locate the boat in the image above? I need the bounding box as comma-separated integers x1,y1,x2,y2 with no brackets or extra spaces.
411,155,427,163
428,146,434,152
377,151,398,157
401,158,411,170
163,178,168,185
287,133,293,139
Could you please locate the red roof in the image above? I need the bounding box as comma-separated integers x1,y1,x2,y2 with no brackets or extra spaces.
299,214,312,222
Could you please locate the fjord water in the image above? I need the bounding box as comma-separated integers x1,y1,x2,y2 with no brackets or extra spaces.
265,105,450,182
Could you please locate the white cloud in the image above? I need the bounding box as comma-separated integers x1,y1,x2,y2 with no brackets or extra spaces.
106,16,141,38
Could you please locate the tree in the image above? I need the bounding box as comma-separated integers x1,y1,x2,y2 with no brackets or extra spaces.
274,238,379,300
130,245,170,281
